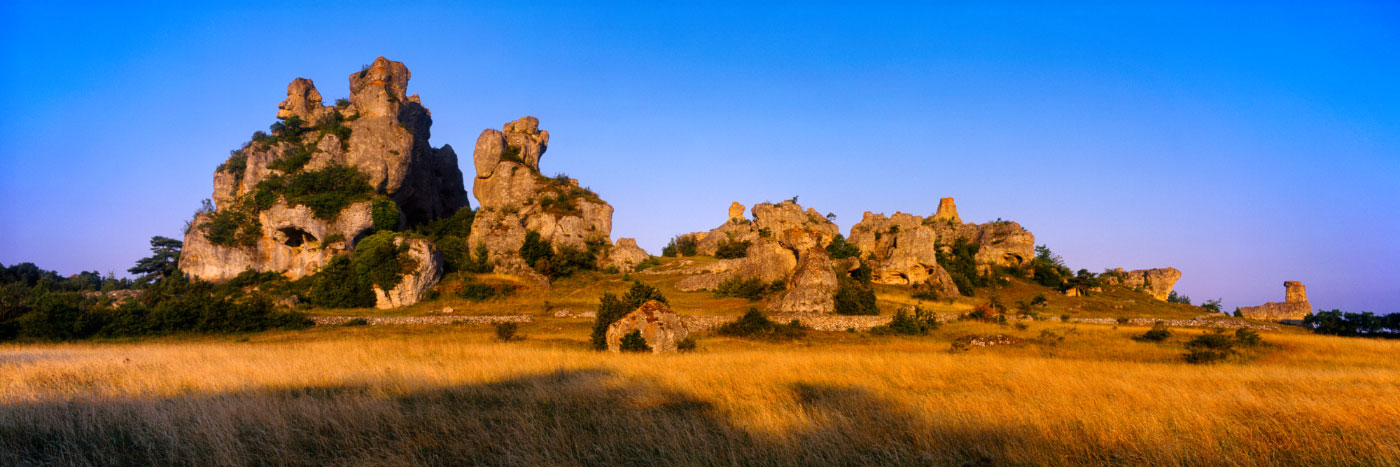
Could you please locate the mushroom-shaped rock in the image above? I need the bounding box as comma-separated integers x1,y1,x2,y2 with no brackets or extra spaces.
605,300,689,353
373,237,444,309
1239,281,1312,321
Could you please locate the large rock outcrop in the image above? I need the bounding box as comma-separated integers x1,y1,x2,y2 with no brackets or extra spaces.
180,57,463,308
675,201,841,313
372,237,443,309
465,117,622,284
1102,267,1182,301
847,212,959,296
1239,281,1312,321
606,300,690,353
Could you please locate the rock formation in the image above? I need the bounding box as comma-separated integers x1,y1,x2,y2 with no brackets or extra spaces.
602,238,651,272
465,117,623,284
372,237,443,309
847,212,960,297
933,197,961,224
1239,281,1312,321
675,201,842,313
180,57,464,308
606,300,690,353
728,202,746,222
1101,267,1182,301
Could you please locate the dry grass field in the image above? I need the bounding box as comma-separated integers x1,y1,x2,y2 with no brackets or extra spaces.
3,316,1398,466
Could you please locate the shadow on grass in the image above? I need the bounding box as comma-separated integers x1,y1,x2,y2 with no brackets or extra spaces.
1,369,1069,465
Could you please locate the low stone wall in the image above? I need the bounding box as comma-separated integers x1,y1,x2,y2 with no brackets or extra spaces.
312,315,533,326
680,312,1279,333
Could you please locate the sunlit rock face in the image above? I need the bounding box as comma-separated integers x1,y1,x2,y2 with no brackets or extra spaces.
1239,281,1312,321
181,57,464,303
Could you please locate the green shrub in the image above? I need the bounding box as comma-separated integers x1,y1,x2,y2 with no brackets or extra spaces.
662,235,698,257
631,256,661,272
307,256,375,308
1234,328,1263,347
677,336,697,352
590,281,668,350
871,308,939,336
714,238,751,259
458,281,499,302
520,231,554,271
352,232,416,292
1167,291,1192,305
713,276,782,301
716,308,807,340
267,144,314,173
1184,329,1238,364
254,165,374,220
834,277,878,316
825,234,861,260
202,209,261,247
1134,323,1172,342
1030,245,1071,288
218,153,248,184
937,238,985,296
494,322,519,342
619,330,651,352
371,196,400,232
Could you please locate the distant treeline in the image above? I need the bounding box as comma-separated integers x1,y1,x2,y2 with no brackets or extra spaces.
1303,310,1400,339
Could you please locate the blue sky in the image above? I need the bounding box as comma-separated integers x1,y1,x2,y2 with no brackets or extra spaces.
1,1,1397,313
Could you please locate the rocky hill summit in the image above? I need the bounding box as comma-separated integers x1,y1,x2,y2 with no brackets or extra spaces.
466,117,645,284
180,57,467,307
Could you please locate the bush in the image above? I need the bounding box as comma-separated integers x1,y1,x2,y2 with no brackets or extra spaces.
716,308,807,340
631,256,661,272
590,281,668,350
662,235,697,257
619,330,651,352
1234,328,1262,347
937,238,985,296
1029,245,1071,288
520,231,554,271
834,278,879,316
267,144,314,173
341,318,369,326
254,165,374,220
494,322,519,342
714,238,751,259
306,256,375,308
1302,309,1400,338
1184,329,1237,364
202,209,261,247
458,281,499,301
677,337,697,352
1167,291,1192,305
371,196,400,232
713,276,783,301
825,234,861,260
871,308,939,336
1134,323,1172,342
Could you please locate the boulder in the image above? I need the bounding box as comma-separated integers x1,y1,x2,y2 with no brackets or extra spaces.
1239,281,1312,321
605,300,690,353
1103,267,1182,301
848,212,957,293
772,248,838,313
372,237,444,309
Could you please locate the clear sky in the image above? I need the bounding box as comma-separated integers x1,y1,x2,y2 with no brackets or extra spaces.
1,2,1396,314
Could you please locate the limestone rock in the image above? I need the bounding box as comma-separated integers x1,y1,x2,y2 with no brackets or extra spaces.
933,197,961,224
605,300,690,353
1239,281,1312,321
1103,267,1182,301
848,212,957,294
674,240,797,291
773,248,838,313
728,202,746,222
181,57,465,308
603,238,652,272
466,117,615,284
373,237,443,309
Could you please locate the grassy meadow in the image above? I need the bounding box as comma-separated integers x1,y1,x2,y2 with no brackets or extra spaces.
3,314,1398,465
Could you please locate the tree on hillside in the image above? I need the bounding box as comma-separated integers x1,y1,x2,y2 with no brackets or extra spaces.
129,236,183,285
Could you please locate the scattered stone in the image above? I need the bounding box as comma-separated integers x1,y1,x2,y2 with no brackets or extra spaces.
1239,281,1312,321
605,300,689,353
441,306,455,314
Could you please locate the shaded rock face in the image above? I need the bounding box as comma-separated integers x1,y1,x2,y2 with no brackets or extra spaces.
675,201,840,313
605,300,689,353
1102,267,1181,301
847,212,958,296
1240,281,1312,321
372,237,443,309
466,117,615,284
181,57,464,305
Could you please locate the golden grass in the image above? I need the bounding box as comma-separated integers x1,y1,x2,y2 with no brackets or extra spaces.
3,321,1398,465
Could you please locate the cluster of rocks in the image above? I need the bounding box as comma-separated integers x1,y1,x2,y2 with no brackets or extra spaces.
672,200,841,313
1238,281,1312,321
181,57,459,308
465,116,649,284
